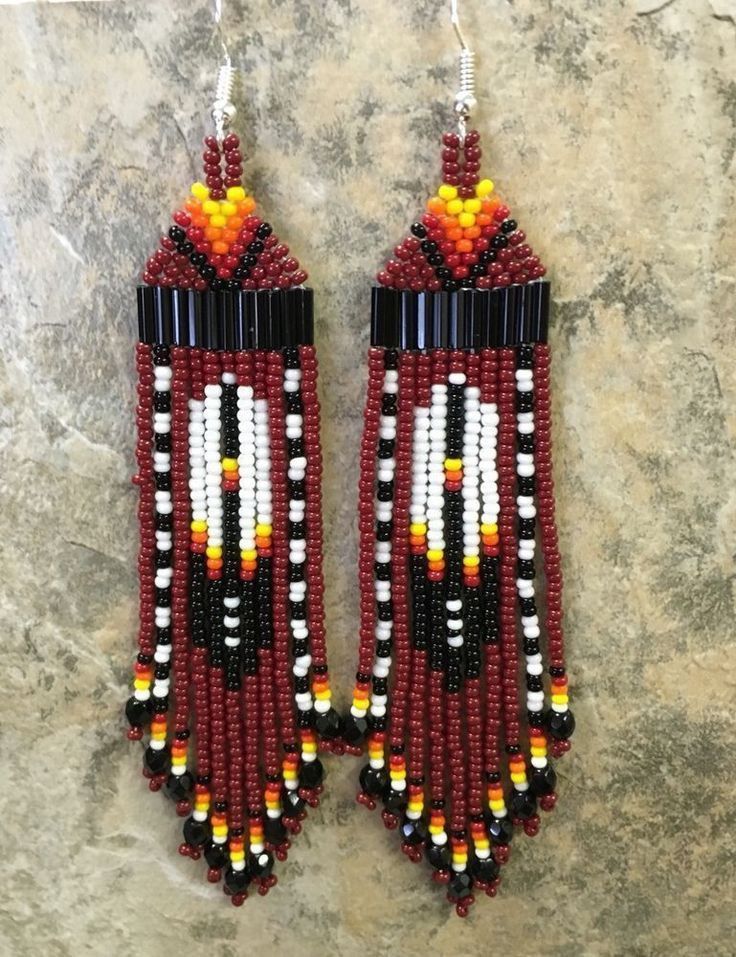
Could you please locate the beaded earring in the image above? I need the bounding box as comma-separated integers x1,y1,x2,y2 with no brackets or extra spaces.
343,1,575,917
124,22,341,905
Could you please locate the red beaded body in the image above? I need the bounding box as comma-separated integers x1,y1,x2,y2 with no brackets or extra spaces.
347,130,574,916
125,132,339,904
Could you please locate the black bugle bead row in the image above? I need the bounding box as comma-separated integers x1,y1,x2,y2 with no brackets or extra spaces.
137,286,314,351
370,282,551,351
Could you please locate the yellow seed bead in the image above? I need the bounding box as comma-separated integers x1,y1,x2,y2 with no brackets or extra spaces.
191,520,207,533
302,741,317,753
552,694,569,705
427,549,444,562
489,799,505,811
227,186,246,202
438,183,458,201
213,825,228,837
315,689,331,700
191,182,209,200
458,212,476,228
410,522,427,536
220,201,237,217
171,754,186,766
240,548,257,562
446,198,464,216
481,523,498,535
444,457,462,471
475,838,490,849
230,850,245,862
429,823,442,834
133,679,148,691
510,771,527,784
202,199,219,215
463,198,482,214
222,457,237,471
476,178,494,197
463,555,480,567
531,746,547,757
256,523,272,538
210,214,227,228
206,546,222,559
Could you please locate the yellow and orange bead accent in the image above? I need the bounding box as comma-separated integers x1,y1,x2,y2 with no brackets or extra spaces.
509,754,530,791
150,712,167,749
211,810,228,846
265,781,281,816
487,782,508,818
451,836,469,871
551,674,569,710
530,729,549,764
248,818,265,853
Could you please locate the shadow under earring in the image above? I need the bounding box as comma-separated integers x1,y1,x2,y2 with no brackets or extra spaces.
124,55,341,905
344,3,575,918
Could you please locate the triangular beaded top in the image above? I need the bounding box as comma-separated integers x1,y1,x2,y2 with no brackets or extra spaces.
142,133,307,293
376,130,546,293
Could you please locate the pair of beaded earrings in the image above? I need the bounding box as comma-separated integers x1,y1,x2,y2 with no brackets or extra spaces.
125,1,575,918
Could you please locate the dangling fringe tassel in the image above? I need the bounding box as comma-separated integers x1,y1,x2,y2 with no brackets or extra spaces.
347,128,575,916
125,131,340,902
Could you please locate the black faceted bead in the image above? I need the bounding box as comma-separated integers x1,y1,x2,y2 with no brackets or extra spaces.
299,758,324,790
249,849,274,879
264,815,287,846
165,771,194,802
383,785,407,814
469,855,500,883
143,746,168,776
426,841,451,871
546,708,576,740
125,696,151,728
400,816,428,846
486,815,514,845
342,712,369,746
530,765,557,796
314,707,343,740
449,871,474,899
359,764,388,797
509,788,537,819
224,865,252,894
281,788,306,818
183,816,210,848
204,840,229,868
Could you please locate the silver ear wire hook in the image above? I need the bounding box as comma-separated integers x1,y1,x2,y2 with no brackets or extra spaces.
450,0,476,137
211,0,236,143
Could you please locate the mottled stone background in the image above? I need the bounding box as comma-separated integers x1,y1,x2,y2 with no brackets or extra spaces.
0,0,734,954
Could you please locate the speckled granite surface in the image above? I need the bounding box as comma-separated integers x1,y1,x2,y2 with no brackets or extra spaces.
0,0,734,954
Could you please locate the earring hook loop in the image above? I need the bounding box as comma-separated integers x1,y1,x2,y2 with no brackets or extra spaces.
450,0,476,137
211,0,235,142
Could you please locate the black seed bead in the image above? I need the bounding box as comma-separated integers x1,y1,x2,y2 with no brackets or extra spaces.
501,219,517,234
420,239,438,255
443,280,459,292
410,222,427,238
168,225,186,243
436,267,452,280
491,234,509,250
427,253,444,267
256,222,272,239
